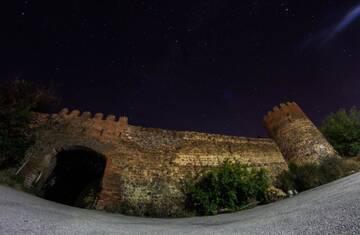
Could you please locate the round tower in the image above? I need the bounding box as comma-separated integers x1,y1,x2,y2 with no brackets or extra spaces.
263,102,339,165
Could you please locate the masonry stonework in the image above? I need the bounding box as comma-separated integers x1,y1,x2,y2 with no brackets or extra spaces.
17,102,337,213
263,102,339,164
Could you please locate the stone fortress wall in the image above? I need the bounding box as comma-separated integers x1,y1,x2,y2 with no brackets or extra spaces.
18,102,338,211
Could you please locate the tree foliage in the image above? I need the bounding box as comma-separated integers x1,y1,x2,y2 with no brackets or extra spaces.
0,79,58,168
320,107,360,157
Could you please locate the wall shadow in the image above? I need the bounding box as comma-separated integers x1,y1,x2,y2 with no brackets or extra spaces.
42,148,106,208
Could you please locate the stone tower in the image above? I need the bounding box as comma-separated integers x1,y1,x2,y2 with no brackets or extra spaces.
263,102,339,165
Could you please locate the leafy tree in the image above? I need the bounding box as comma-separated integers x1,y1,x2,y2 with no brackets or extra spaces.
320,107,360,157
0,79,58,168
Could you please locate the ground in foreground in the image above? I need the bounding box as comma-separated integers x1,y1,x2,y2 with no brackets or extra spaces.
1,173,360,235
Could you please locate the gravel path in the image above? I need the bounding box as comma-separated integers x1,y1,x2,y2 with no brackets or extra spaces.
1,173,360,235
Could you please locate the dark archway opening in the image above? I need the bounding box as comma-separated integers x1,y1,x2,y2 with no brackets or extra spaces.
42,148,106,208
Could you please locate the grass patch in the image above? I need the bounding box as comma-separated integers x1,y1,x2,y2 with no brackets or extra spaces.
0,168,27,191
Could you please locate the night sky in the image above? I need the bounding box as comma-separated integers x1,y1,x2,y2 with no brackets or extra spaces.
4,1,360,137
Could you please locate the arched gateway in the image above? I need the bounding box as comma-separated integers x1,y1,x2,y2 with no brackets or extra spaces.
18,109,128,209
41,147,106,208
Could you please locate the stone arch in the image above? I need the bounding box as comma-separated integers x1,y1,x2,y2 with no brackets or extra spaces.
40,146,107,208
19,141,116,208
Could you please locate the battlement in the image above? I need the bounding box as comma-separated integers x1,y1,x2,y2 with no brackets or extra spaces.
57,108,128,125
263,102,306,130
33,108,129,140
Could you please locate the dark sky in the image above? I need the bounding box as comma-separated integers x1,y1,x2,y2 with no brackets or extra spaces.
4,1,360,137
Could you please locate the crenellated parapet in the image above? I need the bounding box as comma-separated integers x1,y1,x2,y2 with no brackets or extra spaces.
36,108,129,140
263,102,339,164
263,102,305,132
57,108,128,124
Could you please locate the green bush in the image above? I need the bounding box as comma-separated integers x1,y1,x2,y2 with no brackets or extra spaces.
276,157,360,192
320,107,360,157
184,161,270,216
